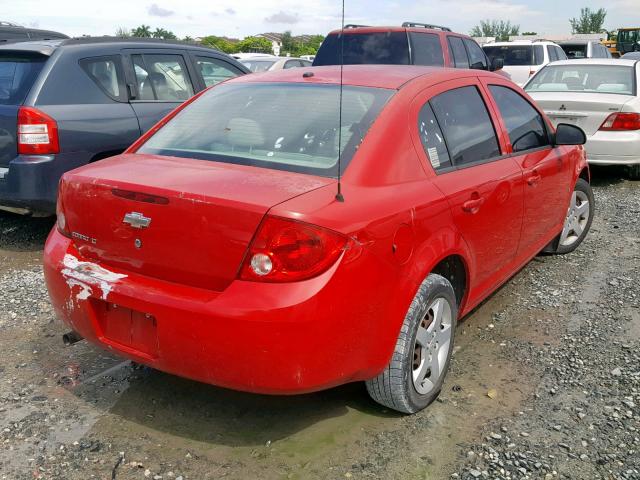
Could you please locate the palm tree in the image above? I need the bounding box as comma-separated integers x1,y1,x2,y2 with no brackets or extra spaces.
132,25,152,38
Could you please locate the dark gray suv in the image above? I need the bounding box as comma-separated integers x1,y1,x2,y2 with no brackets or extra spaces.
0,37,249,215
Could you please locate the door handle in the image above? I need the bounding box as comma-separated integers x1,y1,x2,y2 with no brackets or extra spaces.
527,170,541,186
462,195,485,214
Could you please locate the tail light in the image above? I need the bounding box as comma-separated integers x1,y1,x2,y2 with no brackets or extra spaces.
239,216,350,283
599,112,640,131
56,182,71,238
17,106,60,155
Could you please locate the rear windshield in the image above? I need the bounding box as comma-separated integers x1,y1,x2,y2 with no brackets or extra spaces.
526,65,635,95
138,83,394,177
313,32,410,66
561,44,587,59
0,54,47,105
483,45,542,66
241,59,277,72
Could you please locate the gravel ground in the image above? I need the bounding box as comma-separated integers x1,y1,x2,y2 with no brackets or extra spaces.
0,167,637,480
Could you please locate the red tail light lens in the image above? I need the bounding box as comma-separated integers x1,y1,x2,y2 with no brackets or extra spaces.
17,107,60,155
599,112,640,131
239,216,349,282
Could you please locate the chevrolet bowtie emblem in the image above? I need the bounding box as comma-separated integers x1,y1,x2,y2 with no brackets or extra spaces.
123,212,151,229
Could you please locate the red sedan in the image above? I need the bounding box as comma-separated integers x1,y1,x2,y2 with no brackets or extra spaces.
44,66,593,413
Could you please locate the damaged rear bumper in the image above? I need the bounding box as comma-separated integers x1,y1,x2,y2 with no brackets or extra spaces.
43,228,390,394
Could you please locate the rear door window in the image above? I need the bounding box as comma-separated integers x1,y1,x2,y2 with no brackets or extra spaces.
429,86,501,166
409,32,444,66
489,85,549,152
548,46,559,62
131,53,194,101
0,54,47,105
463,39,488,69
448,36,469,68
313,32,410,66
417,102,452,171
194,56,243,87
80,56,126,101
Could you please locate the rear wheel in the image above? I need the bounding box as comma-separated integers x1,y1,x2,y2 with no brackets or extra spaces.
366,274,457,414
546,178,594,255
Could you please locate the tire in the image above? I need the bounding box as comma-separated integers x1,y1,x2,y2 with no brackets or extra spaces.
628,164,640,181
546,178,595,255
366,274,457,414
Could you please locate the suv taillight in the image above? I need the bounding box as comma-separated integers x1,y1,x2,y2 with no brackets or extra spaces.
239,216,350,283
599,112,640,131
17,106,60,155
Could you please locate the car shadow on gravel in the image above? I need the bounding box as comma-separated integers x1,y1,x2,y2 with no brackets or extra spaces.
0,211,55,252
102,367,401,448
588,165,632,187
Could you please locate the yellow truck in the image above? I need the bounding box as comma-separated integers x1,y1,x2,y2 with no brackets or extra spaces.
604,28,640,57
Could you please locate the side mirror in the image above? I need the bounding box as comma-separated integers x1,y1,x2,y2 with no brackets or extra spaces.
490,57,504,72
554,123,586,146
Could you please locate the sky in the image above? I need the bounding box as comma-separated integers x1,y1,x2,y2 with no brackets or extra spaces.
6,0,640,39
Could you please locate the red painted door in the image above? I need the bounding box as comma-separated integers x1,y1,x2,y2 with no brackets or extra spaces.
433,160,524,300
482,83,573,258
411,80,525,303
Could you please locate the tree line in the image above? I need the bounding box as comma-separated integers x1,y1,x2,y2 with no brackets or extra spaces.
117,26,324,56
470,7,610,41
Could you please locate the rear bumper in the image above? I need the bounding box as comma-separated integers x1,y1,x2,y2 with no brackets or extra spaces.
585,130,640,166
0,153,87,214
43,229,399,394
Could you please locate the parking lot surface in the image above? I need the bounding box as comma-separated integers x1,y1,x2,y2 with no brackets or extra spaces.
0,167,638,480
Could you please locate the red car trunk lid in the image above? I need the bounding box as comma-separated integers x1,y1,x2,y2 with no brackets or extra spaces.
60,154,333,291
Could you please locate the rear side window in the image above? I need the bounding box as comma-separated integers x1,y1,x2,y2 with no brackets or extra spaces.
132,54,194,102
429,86,500,166
79,56,126,101
417,102,451,171
448,37,469,68
313,32,410,66
409,32,444,66
194,56,243,87
284,60,303,69
555,47,567,60
0,54,46,105
489,85,549,152
548,46,559,62
533,45,545,65
463,39,488,69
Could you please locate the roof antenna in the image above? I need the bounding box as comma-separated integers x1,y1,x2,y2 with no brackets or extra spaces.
335,0,345,203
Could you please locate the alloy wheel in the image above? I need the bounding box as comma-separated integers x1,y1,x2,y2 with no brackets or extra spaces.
412,297,453,395
560,190,590,247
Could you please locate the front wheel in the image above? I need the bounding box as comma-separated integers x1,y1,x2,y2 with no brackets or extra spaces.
546,178,594,255
366,274,457,414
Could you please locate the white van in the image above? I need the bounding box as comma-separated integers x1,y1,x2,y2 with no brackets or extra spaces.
483,40,567,86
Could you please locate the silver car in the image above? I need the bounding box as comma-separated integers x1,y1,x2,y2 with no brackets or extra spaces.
240,57,312,73
525,59,640,179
